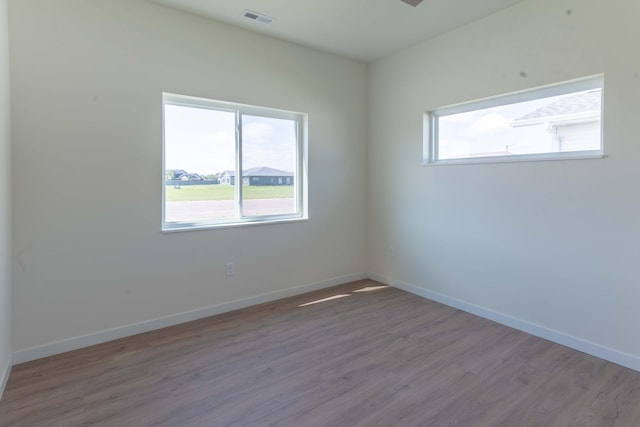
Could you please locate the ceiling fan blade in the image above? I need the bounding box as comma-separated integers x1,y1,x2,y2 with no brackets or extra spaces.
400,0,424,6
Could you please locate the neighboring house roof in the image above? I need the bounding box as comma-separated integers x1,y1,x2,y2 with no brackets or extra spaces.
512,89,601,127
244,167,294,177
221,167,293,177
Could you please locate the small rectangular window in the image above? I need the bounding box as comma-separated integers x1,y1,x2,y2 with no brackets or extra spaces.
163,94,307,231
425,75,603,165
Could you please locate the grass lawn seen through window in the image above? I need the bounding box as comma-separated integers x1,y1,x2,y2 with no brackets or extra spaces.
166,185,294,202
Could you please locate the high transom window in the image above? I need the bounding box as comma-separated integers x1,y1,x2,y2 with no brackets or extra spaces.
425,76,603,165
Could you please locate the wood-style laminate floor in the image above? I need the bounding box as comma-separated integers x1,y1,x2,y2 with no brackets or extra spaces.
1,280,640,426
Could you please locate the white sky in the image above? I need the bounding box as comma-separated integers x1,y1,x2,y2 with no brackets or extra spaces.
164,105,296,175
438,90,600,159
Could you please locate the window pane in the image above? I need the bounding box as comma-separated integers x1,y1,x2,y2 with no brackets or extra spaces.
436,88,602,161
164,104,236,222
162,93,306,231
241,115,297,216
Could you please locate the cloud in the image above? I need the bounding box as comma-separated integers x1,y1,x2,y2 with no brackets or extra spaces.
468,113,510,135
243,121,274,144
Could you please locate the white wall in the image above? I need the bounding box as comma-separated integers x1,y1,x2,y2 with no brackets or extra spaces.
10,0,367,357
369,0,640,368
0,0,11,395
10,0,640,373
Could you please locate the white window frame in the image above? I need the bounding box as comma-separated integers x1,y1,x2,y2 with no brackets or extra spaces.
162,93,308,231
424,75,604,166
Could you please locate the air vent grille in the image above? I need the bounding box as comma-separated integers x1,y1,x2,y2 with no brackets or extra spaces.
400,0,424,6
242,10,273,25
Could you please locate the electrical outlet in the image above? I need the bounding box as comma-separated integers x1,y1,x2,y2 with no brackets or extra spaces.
225,262,235,277
388,247,396,258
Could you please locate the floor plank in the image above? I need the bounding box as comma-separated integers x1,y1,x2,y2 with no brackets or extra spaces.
1,280,639,426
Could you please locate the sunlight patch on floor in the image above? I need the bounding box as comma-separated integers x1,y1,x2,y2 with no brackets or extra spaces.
298,294,351,307
352,285,390,293
298,285,390,307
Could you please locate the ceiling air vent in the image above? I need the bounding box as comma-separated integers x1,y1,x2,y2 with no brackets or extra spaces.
400,0,424,6
241,10,273,25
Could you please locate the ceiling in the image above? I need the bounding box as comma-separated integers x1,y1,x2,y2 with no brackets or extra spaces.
150,0,526,62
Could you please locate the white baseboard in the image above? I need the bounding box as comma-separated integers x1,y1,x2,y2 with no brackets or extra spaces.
0,355,11,400
12,273,368,365
19,272,636,373
369,273,640,373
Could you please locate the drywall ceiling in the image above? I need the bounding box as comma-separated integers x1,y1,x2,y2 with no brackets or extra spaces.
150,0,526,62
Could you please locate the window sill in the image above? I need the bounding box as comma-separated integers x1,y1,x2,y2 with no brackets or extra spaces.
424,151,605,167
162,216,309,233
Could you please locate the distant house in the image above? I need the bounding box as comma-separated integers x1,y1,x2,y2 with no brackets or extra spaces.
219,170,235,185
166,169,186,181
511,89,602,152
219,167,294,186
166,169,204,182
181,173,203,181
